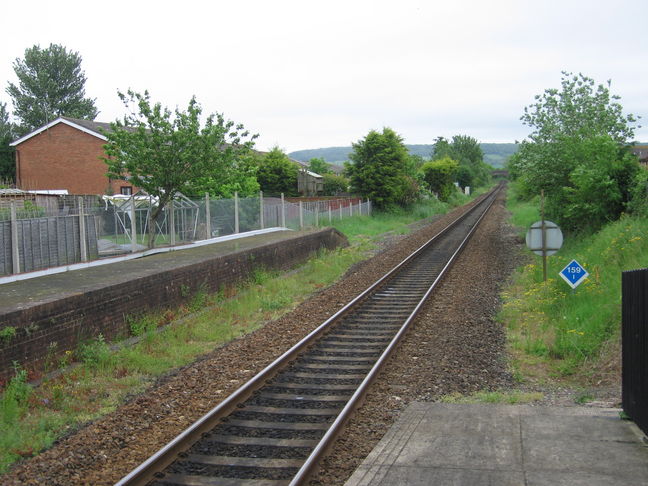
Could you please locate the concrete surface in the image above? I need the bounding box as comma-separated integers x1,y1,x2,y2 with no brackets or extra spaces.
344,402,648,486
0,229,298,313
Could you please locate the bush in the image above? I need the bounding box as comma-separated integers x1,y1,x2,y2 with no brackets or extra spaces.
421,157,459,202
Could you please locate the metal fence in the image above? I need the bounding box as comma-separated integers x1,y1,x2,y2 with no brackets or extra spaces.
0,192,371,277
622,267,648,436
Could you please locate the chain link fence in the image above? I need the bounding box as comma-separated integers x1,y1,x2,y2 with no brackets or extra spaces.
0,192,371,277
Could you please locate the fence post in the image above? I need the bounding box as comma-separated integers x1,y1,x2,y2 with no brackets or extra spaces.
234,192,240,234
339,201,343,220
130,195,137,252
169,199,176,246
350,200,353,217
260,191,264,229
10,202,20,274
315,202,319,227
299,201,304,230
281,193,286,227
205,193,211,239
78,197,88,262
328,201,332,223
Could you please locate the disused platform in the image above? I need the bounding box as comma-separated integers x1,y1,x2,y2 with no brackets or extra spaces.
0,227,348,380
345,402,648,486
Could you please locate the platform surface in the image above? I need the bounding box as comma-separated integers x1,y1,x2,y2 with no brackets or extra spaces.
344,402,648,486
0,228,298,313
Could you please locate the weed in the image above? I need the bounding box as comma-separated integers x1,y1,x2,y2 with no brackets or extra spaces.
188,284,208,312
58,350,74,369
0,326,17,345
260,294,292,311
44,342,59,373
440,390,544,404
1,364,31,425
180,284,191,298
251,267,270,285
575,392,594,404
78,335,113,370
127,315,157,337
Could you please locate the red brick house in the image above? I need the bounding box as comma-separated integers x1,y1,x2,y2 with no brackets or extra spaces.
10,117,133,195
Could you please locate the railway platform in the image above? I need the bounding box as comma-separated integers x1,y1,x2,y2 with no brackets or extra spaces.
344,402,648,486
0,228,296,307
0,227,349,380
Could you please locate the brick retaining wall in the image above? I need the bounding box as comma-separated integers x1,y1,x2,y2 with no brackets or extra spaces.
0,228,348,382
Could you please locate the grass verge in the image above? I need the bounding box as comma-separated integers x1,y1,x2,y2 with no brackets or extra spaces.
500,183,648,384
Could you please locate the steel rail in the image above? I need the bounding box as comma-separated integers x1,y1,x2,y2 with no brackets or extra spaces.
289,183,501,485
114,184,502,486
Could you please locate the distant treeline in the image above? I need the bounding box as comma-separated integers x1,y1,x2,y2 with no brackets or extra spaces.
289,143,519,168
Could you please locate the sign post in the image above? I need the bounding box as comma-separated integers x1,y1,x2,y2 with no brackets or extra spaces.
526,219,563,282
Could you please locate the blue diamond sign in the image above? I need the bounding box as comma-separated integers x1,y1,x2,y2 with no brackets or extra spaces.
559,259,589,289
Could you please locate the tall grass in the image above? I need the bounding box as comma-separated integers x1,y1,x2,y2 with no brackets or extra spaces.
330,197,454,243
501,186,648,376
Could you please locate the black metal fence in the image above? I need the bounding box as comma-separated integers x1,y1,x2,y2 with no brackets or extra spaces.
622,267,648,436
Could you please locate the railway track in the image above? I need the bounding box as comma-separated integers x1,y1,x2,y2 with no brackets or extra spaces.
115,184,502,486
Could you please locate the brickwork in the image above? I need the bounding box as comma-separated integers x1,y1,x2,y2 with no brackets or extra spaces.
15,122,126,195
0,228,348,382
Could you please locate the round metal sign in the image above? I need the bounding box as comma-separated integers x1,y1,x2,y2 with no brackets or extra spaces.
525,220,563,256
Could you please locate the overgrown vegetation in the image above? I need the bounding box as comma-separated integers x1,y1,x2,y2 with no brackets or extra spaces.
500,183,648,380
507,72,645,233
0,196,471,475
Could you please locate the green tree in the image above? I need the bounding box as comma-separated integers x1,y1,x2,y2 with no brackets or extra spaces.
521,72,637,144
103,89,256,247
510,72,641,232
6,44,98,134
421,156,459,202
190,150,260,198
346,127,415,209
307,157,330,175
322,172,348,196
433,135,490,189
0,102,16,182
256,147,299,196
431,136,452,160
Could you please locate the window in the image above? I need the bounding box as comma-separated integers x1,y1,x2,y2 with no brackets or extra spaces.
120,186,133,196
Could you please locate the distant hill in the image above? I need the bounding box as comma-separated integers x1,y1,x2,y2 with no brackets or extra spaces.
289,143,519,168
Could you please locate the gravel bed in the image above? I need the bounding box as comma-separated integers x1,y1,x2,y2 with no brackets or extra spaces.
1,190,515,486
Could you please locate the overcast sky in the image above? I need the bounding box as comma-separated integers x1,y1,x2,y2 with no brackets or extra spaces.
2,0,647,152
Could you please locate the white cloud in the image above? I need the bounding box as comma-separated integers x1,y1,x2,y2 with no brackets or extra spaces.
2,0,647,150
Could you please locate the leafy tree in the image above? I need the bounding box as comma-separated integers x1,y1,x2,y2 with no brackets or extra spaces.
256,147,299,196
322,172,348,196
421,156,459,202
0,102,16,182
103,89,256,247
431,137,452,160
521,72,638,144
346,127,415,209
190,151,260,198
432,135,490,189
510,72,642,232
6,44,98,135
307,157,331,175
